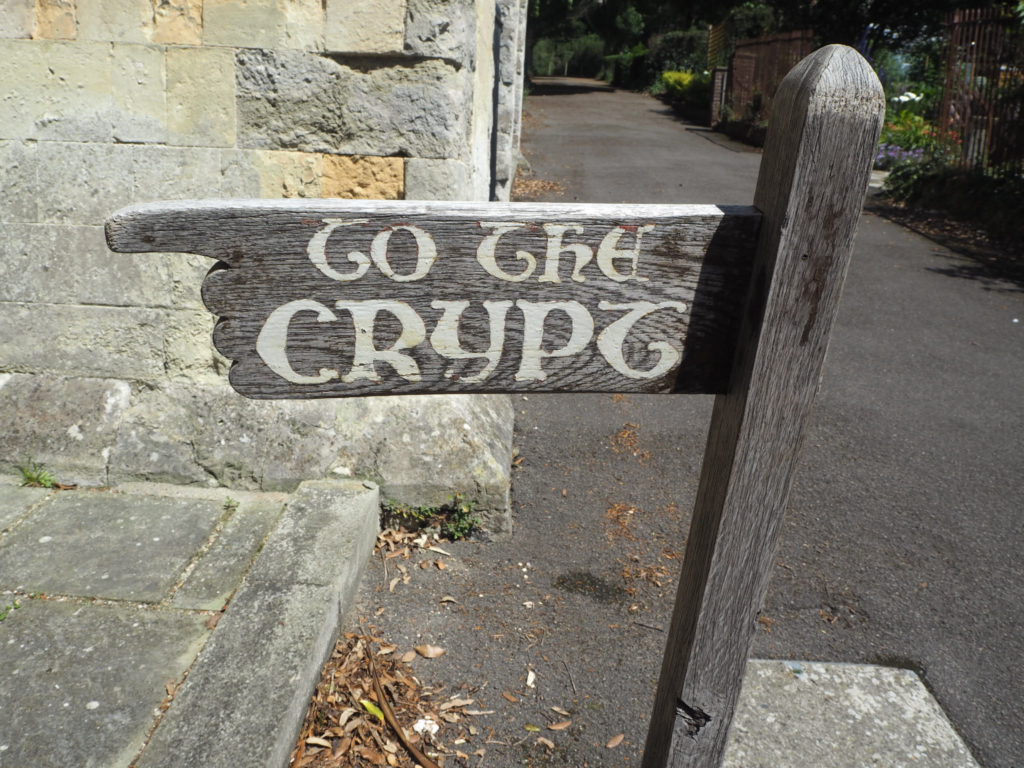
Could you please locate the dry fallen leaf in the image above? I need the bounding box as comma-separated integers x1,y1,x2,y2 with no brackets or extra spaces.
548,720,572,731
526,669,536,688
415,644,446,659
550,706,570,716
607,733,625,748
501,691,519,703
440,698,474,710
439,596,458,604
536,736,555,750
400,650,417,663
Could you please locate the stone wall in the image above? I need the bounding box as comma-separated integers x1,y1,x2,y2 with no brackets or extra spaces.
0,0,527,532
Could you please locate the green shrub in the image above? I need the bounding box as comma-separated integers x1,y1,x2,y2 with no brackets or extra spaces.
875,109,959,170
661,71,712,108
647,28,709,78
532,34,607,78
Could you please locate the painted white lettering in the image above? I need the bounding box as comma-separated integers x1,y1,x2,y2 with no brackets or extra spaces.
539,224,593,283
515,300,594,381
335,300,426,382
596,225,654,282
597,301,688,379
256,299,340,384
307,218,371,282
476,222,536,282
430,300,512,382
370,225,437,282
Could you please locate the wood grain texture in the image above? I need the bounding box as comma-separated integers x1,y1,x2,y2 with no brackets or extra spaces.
105,201,759,397
641,45,885,768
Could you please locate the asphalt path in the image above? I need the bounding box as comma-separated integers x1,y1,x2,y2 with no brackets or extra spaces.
362,78,1022,768
512,77,1024,767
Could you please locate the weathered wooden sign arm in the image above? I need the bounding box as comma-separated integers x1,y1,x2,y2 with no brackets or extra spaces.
107,200,763,396
106,44,883,768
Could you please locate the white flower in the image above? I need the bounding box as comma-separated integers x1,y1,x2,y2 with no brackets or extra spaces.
413,717,440,737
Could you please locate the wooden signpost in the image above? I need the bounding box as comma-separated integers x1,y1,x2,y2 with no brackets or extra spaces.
107,45,884,768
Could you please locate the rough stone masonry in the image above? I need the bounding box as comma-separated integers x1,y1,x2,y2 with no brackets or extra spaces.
0,0,529,533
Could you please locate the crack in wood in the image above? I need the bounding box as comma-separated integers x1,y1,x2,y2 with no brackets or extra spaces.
676,699,712,739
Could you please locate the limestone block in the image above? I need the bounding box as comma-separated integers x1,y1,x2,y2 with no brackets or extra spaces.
163,251,212,309
32,0,76,40
218,149,263,196
495,0,525,86
468,0,495,201
0,373,132,484
324,0,404,54
203,0,323,51
76,0,153,43
320,154,404,199
404,0,475,67
106,400,213,486
330,394,514,534
166,46,236,147
404,157,471,200
280,0,323,50
252,149,321,198
109,382,344,490
1,40,166,144
111,42,167,143
0,40,112,142
236,49,471,158
0,223,184,307
162,308,222,382
0,303,215,381
131,145,226,201
33,141,135,225
152,0,202,45
0,0,34,38
0,141,39,222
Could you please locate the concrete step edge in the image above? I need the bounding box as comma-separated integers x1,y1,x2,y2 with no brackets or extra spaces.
134,479,380,768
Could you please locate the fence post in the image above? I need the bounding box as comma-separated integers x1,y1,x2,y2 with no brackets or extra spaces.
641,45,884,768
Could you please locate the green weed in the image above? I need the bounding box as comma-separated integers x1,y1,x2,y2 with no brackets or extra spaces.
16,459,56,489
381,494,480,541
0,600,21,621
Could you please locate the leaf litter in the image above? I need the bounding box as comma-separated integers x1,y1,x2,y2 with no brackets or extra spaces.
291,633,480,768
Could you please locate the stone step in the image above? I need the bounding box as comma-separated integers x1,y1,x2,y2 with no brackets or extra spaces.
0,477,379,768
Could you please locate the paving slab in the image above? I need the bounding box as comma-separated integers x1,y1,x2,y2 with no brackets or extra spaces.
135,480,380,768
171,496,284,610
0,479,379,768
0,482,52,531
725,661,979,768
0,491,227,601
0,599,208,768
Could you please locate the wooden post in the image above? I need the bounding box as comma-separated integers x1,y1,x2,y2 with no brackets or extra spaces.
641,45,884,768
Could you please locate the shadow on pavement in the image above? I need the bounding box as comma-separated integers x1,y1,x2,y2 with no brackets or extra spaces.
527,76,616,96
865,203,1024,293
